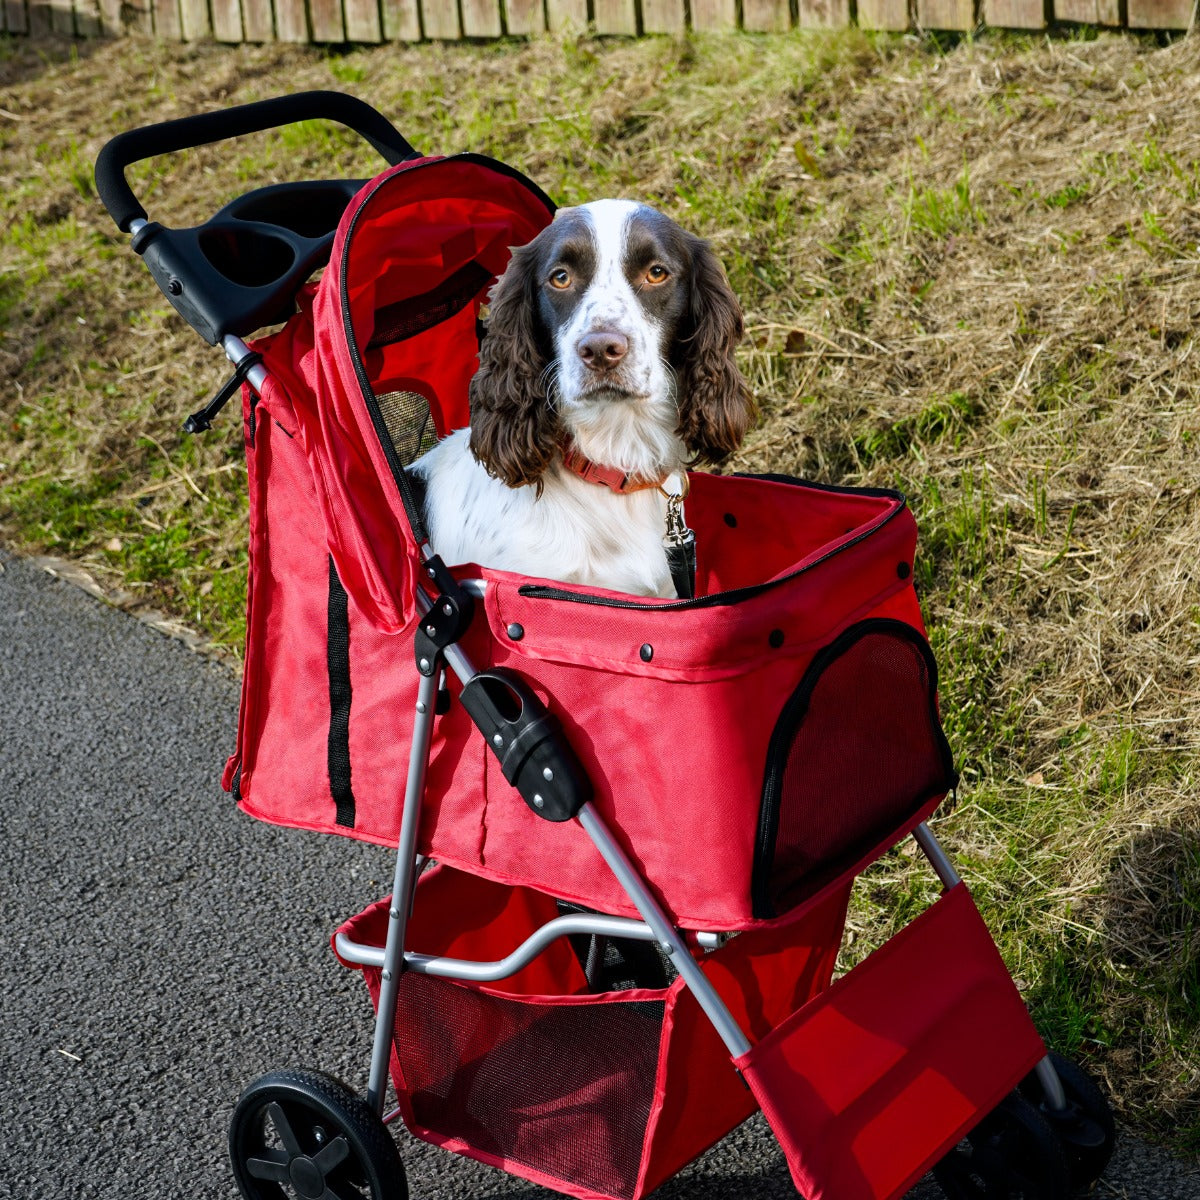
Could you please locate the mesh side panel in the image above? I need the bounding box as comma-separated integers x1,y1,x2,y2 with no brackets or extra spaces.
375,390,436,466
756,621,955,918
392,972,664,1200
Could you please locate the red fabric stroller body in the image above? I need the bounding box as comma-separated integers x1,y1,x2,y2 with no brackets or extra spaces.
225,153,1049,1200
228,154,948,930
97,94,1110,1200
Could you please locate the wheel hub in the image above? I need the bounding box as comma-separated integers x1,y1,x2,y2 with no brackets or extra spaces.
288,1154,325,1199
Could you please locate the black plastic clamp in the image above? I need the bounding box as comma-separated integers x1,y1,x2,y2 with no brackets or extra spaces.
459,669,592,822
414,555,475,676
183,352,263,434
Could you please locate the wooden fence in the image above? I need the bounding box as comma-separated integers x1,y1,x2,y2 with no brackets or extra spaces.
1,0,1194,45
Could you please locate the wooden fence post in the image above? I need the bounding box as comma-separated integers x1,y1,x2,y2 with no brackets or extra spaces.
691,0,736,25
594,0,638,31
1127,0,1195,25
308,0,344,40
916,0,975,25
211,0,243,40
274,0,308,40
73,0,101,36
799,0,851,25
462,0,502,35
152,0,182,38
239,0,272,37
49,0,73,32
421,0,462,37
382,0,421,38
546,0,588,29
178,0,211,38
343,0,381,39
984,0,1045,24
858,0,910,27
743,0,791,30
4,0,27,32
1053,0,1120,20
642,0,686,30
505,0,546,32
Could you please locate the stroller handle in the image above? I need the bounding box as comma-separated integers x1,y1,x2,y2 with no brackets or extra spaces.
95,90,417,232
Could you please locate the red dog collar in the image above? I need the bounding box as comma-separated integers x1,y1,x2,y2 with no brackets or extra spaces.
559,440,668,495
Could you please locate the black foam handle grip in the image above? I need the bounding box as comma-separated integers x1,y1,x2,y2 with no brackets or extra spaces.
95,90,416,232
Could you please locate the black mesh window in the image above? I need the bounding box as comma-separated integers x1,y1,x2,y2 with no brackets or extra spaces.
753,619,957,919
375,390,436,465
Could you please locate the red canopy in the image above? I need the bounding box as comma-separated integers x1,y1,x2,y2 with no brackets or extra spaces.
252,154,554,631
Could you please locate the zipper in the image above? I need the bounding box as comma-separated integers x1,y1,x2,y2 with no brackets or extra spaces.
339,167,428,541
750,618,958,919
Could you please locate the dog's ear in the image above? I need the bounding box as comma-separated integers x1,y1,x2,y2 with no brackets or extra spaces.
469,239,558,492
674,237,756,465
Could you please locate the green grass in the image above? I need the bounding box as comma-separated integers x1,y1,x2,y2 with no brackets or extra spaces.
904,160,985,238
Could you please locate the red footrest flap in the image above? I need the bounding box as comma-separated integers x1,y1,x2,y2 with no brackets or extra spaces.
734,882,1046,1200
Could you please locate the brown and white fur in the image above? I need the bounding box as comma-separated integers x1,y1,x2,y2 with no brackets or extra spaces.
412,199,755,597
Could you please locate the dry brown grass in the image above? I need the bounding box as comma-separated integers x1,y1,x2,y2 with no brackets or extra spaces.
2,26,1198,1150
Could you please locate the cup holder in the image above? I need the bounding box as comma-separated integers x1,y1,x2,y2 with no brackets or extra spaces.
230,182,357,241
198,226,297,289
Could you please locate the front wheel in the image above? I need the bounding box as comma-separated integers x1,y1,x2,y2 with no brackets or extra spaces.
933,1092,1071,1200
230,1068,407,1200
1019,1053,1116,1191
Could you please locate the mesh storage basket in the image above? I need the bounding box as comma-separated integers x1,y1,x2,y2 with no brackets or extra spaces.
336,865,853,1200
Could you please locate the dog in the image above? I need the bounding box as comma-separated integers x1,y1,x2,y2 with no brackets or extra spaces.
411,199,755,597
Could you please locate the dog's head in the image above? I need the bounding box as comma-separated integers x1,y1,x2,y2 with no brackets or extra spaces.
468,199,756,490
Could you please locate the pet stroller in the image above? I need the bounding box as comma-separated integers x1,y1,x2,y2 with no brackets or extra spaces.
96,92,1115,1200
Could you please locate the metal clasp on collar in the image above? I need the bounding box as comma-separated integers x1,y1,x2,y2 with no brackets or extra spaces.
659,472,692,548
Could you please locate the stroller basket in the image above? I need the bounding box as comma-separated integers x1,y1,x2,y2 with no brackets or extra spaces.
336,865,854,1200
337,867,1047,1200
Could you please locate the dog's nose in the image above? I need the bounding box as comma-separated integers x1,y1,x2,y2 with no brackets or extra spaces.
577,331,629,371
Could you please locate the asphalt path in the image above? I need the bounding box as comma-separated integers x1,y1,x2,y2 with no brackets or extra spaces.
3,547,1199,1200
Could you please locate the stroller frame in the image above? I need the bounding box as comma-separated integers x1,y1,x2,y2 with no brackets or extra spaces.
96,92,1115,1200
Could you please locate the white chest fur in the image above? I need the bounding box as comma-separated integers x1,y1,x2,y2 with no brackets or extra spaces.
413,428,675,598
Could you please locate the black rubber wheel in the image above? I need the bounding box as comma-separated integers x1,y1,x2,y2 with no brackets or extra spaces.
1019,1053,1116,1192
230,1068,407,1200
933,1092,1072,1200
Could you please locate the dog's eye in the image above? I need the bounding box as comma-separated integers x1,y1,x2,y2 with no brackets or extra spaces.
548,269,572,290
646,264,670,284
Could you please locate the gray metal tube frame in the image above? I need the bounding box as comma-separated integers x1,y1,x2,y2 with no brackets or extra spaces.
364,666,441,1113
577,804,752,1059
337,912,658,982
223,333,269,393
